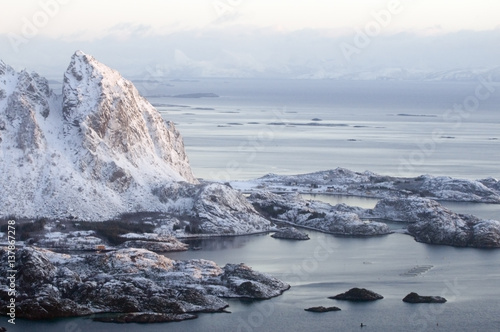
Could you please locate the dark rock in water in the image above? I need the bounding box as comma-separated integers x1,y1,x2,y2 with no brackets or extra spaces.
304,306,341,312
402,292,447,303
173,93,219,98
271,227,310,240
94,312,198,323
222,263,291,299
329,288,383,302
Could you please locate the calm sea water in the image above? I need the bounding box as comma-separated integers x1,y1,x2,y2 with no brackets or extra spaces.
13,231,500,331
16,79,499,331
146,78,499,181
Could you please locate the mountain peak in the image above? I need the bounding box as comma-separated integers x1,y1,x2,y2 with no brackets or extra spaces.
0,52,198,220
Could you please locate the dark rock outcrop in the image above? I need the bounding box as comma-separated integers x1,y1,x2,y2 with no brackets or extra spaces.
304,306,341,312
402,292,447,303
271,227,310,240
329,288,383,302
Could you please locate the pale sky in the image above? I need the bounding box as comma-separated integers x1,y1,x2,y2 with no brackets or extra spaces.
1,0,499,39
1,0,499,78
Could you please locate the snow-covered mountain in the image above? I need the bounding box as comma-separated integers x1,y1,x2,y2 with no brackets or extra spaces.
0,51,201,220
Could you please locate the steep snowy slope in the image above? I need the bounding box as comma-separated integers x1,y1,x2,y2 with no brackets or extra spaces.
0,52,199,220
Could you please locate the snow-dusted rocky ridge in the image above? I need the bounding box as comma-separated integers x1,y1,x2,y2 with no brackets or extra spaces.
367,198,500,248
153,182,271,235
249,191,390,236
232,168,500,203
0,52,271,237
235,168,500,247
0,246,289,321
0,52,197,220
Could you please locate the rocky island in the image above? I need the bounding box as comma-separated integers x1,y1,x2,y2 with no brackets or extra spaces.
367,197,500,248
304,306,341,312
249,191,391,236
329,288,384,302
0,246,289,321
231,168,500,203
402,292,447,304
271,227,310,240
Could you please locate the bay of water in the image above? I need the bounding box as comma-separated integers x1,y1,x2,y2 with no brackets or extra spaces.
16,79,500,331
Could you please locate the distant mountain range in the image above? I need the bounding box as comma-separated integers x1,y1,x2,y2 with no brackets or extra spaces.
132,62,500,82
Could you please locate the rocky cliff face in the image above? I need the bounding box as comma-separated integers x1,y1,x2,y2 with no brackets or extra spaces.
0,52,200,220
61,51,196,185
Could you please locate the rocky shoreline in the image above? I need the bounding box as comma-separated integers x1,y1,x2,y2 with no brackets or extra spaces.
0,246,290,321
231,168,500,204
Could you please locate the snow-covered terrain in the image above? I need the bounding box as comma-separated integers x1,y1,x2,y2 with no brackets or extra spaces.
0,51,199,220
231,168,500,203
367,197,500,248
0,52,272,238
2,53,499,249
249,191,390,236
0,246,290,321
153,182,271,235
